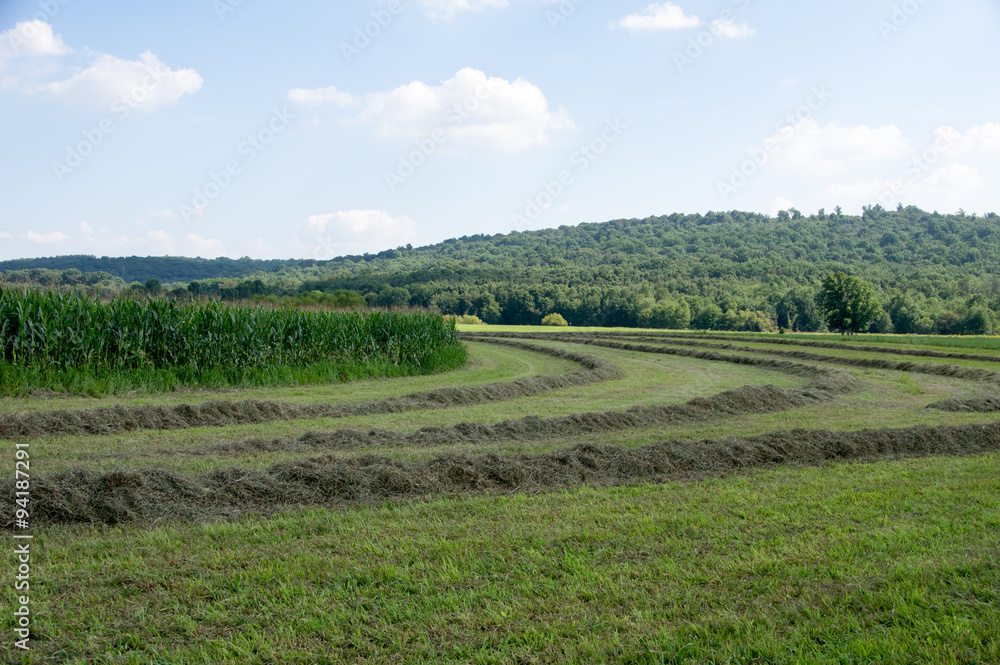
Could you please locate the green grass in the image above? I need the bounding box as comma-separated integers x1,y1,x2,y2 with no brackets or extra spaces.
7,328,1000,663
6,454,998,664
21,340,808,475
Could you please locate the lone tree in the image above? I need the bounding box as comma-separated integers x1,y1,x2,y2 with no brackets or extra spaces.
817,273,882,335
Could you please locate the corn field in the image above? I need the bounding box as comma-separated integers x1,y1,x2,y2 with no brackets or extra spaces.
0,289,460,373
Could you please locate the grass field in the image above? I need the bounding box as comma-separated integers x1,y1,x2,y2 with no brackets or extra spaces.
4,328,999,663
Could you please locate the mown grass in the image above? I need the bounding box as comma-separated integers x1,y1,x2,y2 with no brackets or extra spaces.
5,453,998,664
462,325,1000,352
7,329,1000,663
22,341,808,474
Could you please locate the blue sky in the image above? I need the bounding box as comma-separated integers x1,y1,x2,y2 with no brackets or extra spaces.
1,0,998,260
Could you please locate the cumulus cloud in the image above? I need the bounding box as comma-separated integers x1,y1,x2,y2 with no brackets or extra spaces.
618,3,701,31
358,67,574,151
815,123,1000,212
0,21,72,61
763,119,910,176
23,230,70,243
288,85,359,107
711,18,755,39
46,50,203,110
303,210,418,258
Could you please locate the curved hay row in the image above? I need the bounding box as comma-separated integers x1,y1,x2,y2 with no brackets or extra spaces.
601,330,1000,364
80,337,851,459
0,340,621,439
467,332,1000,386
463,332,856,385
926,397,1000,413
11,420,1000,527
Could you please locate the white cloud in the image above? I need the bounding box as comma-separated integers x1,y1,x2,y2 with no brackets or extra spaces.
0,21,72,62
186,234,224,258
947,122,1000,155
0,231,13,241
303,210,418,258
711,19,755,39
764,119,910,176
46,50,203,111
23,230,70,243
618,3,701,31
80,221,93,233
358,67,574,152
413,0,510,20
288,85,359,107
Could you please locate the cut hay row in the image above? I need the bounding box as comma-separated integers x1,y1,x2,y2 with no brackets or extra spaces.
462,332,855,385
603,330,1000,364
11,419,1000,527
84,372,847,461
0,340,622,438
926,397,1000,413
469,332,1000,386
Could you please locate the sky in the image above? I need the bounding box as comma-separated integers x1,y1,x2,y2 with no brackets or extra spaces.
0,0,998,261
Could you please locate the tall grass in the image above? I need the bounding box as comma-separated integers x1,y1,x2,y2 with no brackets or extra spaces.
0,289,464,395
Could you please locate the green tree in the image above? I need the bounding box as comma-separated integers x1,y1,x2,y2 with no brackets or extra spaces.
541,313,569,326
817,273,882,334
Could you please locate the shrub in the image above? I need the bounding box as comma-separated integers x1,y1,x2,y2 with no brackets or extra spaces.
541,313,569,327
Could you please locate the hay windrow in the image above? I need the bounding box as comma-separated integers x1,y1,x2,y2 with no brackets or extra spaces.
926,396,1000,412
10,420,1000,528
463,332,1000,386
0,340,621,439
613,331,1000,364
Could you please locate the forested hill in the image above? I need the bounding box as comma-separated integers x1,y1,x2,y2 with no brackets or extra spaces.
5,206,1000,333
0,255,319,283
